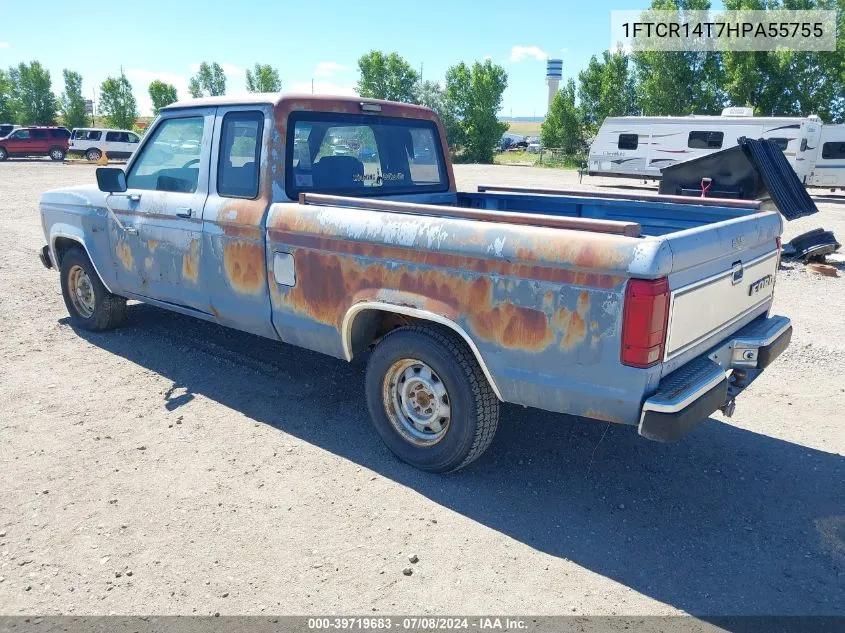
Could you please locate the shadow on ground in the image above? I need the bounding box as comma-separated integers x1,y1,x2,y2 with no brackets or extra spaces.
67,304,845,618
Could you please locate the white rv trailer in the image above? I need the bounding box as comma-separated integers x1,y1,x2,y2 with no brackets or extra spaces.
587,107,822,182
807,124,845,189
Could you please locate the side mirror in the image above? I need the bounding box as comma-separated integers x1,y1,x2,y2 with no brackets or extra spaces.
96,167,127,193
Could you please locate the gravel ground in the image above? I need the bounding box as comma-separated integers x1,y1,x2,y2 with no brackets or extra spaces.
0,161,843,616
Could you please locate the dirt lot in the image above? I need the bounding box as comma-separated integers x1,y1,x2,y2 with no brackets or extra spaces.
0,161,843,616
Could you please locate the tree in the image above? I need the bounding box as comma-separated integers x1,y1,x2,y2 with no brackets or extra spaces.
0,69,14,123
416,79,464,149
148,80,178,115
9,61,57,125
632,0,725,115
356,51,419,102
188,62,226,98
445,59,508,163
577,47,637,135
245,63,281,93
99,72,138,130
541,79,584,154
60,70,87,130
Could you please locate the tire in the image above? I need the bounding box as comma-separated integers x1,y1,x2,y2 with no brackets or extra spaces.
59,247,126,331
0,147,7,161
365,324,500,472
49,147,66,161
85,148,102,162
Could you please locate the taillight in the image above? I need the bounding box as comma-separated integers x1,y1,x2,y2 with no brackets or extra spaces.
621,278,670,368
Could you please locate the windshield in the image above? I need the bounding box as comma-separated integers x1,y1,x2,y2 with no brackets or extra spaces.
286,112,447,198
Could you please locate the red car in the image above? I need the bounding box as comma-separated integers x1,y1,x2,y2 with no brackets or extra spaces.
0,126,70,161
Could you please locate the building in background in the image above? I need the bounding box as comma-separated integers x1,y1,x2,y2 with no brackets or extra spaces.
546,59,563,109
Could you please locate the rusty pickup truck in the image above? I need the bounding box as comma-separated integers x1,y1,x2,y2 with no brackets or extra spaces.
39,94,792,472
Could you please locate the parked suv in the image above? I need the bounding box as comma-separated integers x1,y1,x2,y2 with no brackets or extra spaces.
70,128,141,161
0,126,70,161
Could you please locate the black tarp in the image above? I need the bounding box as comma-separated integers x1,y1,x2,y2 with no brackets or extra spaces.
659,137,819,221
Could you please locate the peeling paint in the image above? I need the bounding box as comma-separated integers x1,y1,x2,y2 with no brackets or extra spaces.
182,238,199,283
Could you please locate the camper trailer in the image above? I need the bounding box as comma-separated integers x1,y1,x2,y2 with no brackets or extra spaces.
588,107,822,182
807,124,845,189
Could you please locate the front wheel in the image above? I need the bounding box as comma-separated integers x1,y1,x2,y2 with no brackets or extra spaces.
59,247,126,331
0,147,7,161
49,147,66,161
365,324,500,472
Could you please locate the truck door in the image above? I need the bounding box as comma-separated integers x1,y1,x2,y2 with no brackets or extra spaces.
106,109,215,312
198,105,277,339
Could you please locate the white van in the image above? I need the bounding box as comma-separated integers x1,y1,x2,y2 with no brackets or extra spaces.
587,108,822,183
70,128,141,161
807,124,845,189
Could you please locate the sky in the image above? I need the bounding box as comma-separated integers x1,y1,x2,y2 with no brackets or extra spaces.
0,0,652,118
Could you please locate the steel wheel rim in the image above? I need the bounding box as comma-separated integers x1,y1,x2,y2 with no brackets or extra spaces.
68,265,96,318
382,358,451,446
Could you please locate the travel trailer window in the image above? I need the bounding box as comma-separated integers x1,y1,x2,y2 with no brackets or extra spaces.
618,134,638,150
769,138,789,151
800,139,808,152
688,131,724,149
822,142,845,159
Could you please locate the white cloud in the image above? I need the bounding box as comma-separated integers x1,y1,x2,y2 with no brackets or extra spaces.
314,62,349,78
484,55,493,61
221,63,245,76
509,45,548,62
288,80,357,97
0,42,9,49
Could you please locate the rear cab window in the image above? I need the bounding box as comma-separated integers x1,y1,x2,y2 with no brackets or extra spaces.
286,112,447,198
218,111,264,198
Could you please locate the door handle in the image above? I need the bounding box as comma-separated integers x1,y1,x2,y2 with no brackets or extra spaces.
175,207,193,218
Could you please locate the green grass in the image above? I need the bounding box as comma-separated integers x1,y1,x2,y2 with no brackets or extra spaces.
501,121,543,136
494,149,584,170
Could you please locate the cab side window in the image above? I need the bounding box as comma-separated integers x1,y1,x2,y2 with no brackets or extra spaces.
126,117,204,193
217,111,263,199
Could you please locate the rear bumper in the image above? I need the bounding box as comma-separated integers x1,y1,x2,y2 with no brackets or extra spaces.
639,315,791,442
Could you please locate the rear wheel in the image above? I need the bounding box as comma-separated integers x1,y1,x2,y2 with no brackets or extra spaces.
59,247,126,331
365,324,500,472
49,147,66,161
85,148,102,162
0,147,7,161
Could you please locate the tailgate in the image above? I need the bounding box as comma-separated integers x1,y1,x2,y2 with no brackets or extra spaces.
660,211,782,362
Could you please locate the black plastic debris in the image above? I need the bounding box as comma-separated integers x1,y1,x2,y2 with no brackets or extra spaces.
658,137,818,221
782,228,841,262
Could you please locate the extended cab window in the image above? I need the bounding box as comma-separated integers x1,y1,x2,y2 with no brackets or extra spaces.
822,142,845,159
218,111,263,198
126,117,204,193
617,134,638,150
688,131,723,149
286,112,447,198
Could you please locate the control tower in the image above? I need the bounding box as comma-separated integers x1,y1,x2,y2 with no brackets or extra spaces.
546,59,563,107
